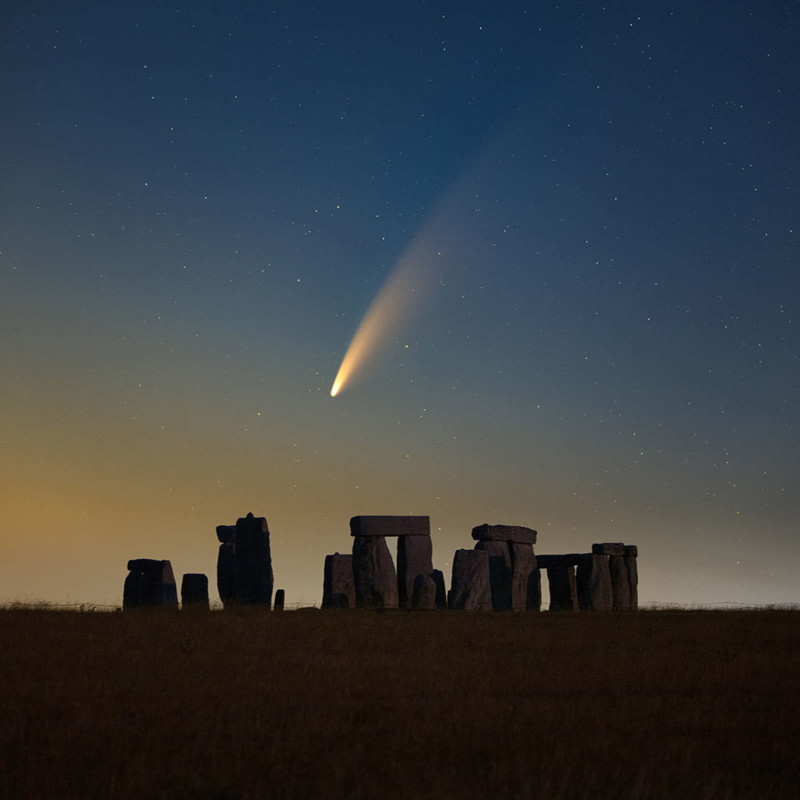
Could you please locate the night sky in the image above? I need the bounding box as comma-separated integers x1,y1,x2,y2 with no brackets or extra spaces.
2,2,797,607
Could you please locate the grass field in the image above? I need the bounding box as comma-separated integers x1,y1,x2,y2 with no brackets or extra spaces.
1,606,799,798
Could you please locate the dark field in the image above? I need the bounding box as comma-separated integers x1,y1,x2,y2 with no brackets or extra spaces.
1,607,799,799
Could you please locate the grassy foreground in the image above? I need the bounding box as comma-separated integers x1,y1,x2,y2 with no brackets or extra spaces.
1,607,799,799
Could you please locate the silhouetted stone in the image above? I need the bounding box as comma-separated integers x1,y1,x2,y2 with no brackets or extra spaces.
471,524,537,545
397,535,434,608
448,549,492,611
273,589,285,611
215,512,274,608
181,573,209,609
123,559,178,609
609,555,633,610
216,525,235,543
625,546,639,609
352,535,398,608
432,568,447,609
349,515,431,537
411,574,437,610
322,553,355,609
509,542,540,612
592,542,626,556
546,565,579,611
475,540,512,611
576,554,613,611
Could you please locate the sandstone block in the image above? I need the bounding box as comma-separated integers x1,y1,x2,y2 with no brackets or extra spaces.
471,524,537,544
273,589,285,611
624,545,638,558
509,542,540,612
625,552,639,609
592,542,627,556
352,536,399,608
181,573,209,609
609,554,633,610
217,542,236,607
432,568,447,609
322,553,355,609
475,540,512,611
123,559,178,609
216,525,235,543
577,554,613,611
411,574,437,610
233,513,274,607
349,515,431,537
397,535,434,608
546,565,579,611
448,549,492,611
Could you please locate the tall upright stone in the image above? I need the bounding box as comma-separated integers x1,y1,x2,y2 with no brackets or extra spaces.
432,568,447,609
322,553,355,609
273,589,285,611
397,535,434,608
352,536,399,608
474,540,512,611
123,559,178,609
214,512,274,609
448,549,492,611
609,554,632,610
576,552,613,611
625,545,639,609
181,573,209,610
509,541,540,612
538,555,582,612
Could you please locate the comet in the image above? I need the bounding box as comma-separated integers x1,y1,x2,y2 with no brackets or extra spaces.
330,228,443,397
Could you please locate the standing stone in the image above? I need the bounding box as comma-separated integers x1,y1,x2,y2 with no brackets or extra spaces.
217,542,236,607
350,515,431,538
352,535,399,608
547,566,579,612
509,542,540,612
448,549,492,611
181,573,209,610
474,540,513,611
234,513,274,606
432,568,447,609
273,589,285,611
123,559,178,609
411,574,437,610
609,554,632,610
625,545,639,609
322,553,356,609
397,535,434,608
472,524,537,545
576,553,613,611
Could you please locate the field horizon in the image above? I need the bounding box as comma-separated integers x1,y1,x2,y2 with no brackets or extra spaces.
2,607,798,798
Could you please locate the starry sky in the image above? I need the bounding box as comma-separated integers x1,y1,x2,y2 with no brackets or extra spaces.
2,1,797,607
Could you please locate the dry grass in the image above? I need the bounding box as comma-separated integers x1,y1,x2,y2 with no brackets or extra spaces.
1,607,799,798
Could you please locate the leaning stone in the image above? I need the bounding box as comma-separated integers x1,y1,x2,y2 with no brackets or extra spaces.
352,536,399,608
609,555,632,610
432,568,447,609
349,515,431,537
397,535,434,608
592,542,627,556
273,589,285,611
471,524,537,545
448,549,492,611
509,542,540,612
546,565,579,612
576,554,613,611
322,553,355,609
475,540,513,611
411,574,437,610
181,573,209,609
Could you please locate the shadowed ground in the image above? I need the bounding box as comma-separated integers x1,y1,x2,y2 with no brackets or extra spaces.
1,607,798,798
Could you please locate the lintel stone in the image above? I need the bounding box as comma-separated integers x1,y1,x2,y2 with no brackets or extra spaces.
350,515,430,537
471,524,537,544
592,542,627,556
